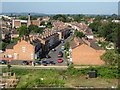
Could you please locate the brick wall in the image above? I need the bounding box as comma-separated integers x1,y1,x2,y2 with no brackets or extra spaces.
2,40,35,60
72,44,105,65
14,21,21,28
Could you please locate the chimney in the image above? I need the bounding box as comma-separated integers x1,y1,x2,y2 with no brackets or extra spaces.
27,13,31,27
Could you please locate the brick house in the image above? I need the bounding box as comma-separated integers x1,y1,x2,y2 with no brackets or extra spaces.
2,37,42,60
70,37,105,65
12,20,40,28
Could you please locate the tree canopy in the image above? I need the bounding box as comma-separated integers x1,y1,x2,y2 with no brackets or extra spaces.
19,25,29,37
28,24,44,34
100,49,119,66
74,30,85,38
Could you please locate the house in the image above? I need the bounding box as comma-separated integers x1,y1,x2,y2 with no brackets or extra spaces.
70,37,105,65
1,36,42,60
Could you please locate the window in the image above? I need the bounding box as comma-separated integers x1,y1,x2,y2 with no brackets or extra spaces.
31,54,34,59
14,53,17,59
8,55,12,58
22,47,26,52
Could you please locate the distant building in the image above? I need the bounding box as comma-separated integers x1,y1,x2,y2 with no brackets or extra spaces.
12,14,40,28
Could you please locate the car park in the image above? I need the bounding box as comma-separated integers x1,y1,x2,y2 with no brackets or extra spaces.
0,60,7,64
57,58,63,63
22,61,29,65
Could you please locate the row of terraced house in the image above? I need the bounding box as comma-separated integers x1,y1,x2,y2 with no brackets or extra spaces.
1,28,71,61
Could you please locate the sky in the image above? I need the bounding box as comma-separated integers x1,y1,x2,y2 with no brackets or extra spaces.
1,1,119,15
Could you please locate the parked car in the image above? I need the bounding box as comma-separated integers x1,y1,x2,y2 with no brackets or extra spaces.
47,60,55,65
0,60,7,64
28,61,33,65
58,51,63,57
61,40,65,43
52,48,56,52
57,58,63,63
22,61,29,65
46,54,51,58
42,60,47,66
34,61,41,65
61,46,65,50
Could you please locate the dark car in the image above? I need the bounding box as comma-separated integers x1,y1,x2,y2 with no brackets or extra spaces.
42,60,47,66
22,61,29,65
47,60,55,65
0,60,7,64
61,40,65,43
58,51,63,57
46,55,51,58
34,61,41,65
57,58,63,63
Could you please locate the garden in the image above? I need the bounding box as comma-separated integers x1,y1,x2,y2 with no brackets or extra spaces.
2,65,119,88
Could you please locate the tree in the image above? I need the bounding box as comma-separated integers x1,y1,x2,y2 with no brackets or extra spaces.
0,41,8,51
64,41,70,50
74,30,85,38
100,50,119,66
28,24,38,33
40,21,46,26
18,16,27,20
73,14,85,22
52,14,70,22
3,33,11,43
19,25,29,37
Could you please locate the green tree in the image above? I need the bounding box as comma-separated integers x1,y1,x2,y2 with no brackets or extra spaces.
0,41,8,51
64,41,70,50
46,21,53,28
18,16,27,20
19,25,29,37
52,14,70,22
28,24,38,33
74,30,85,38
73,14,85,22
100,50,119,66
40,21,46,26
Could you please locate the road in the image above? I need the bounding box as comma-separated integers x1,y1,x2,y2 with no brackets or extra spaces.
42,34,72,66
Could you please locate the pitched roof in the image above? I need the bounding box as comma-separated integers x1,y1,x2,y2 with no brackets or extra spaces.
6,42,17,49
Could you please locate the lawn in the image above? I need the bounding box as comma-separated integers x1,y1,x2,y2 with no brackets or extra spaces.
2,67,118,88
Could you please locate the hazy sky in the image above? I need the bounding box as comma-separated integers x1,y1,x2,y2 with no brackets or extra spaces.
2,2,119,15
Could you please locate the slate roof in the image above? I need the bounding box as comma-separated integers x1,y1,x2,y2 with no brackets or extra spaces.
6,42,17,49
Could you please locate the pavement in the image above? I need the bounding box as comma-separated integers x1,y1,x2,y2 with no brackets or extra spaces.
0,65,90,69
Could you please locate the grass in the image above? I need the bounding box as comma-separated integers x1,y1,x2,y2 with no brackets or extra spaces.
2,68,118,88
